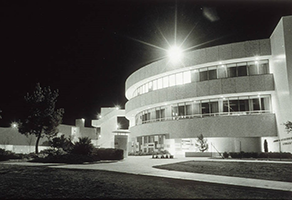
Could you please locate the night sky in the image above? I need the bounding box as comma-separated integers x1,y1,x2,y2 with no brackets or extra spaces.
0,0,291,127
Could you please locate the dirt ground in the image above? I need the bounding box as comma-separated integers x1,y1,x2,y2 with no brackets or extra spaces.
0,163,291,199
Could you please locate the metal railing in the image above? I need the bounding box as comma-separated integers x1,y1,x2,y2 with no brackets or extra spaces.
137,110,271,125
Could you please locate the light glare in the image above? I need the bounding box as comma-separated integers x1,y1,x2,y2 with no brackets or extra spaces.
168,46,183,63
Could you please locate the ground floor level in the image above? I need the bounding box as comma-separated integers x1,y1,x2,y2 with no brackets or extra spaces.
128,135,281,156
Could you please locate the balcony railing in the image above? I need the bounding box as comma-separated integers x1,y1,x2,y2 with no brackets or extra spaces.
137,110,272,126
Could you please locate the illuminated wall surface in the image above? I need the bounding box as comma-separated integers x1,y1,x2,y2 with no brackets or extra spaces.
125,16,292,155
91,108,129,149
0,119,97,154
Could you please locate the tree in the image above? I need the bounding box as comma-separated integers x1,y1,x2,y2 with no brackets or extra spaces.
283,121,292,133
195,134,209,152
18,83,64,154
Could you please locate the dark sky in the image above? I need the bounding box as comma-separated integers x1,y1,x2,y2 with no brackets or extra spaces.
0,0,291,127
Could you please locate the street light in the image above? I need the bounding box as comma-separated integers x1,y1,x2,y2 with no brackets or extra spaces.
167,45,183,63
11,122,18,129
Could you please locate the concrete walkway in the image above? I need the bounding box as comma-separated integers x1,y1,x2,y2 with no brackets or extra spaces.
4,156,292,192
46,156,292,192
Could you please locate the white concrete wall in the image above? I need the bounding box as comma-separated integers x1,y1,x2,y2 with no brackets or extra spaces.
270,16,292,152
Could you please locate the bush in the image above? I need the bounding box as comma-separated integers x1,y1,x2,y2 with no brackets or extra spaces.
92,148,123,160
31,154,100,164
128,151,153,156
39,148,67,157
71,137,94,155
223,152,229,158
49,134,73,153
228,152,292,159
258,152,292,159
0,148,23,161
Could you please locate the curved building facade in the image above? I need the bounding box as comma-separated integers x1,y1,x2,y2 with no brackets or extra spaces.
125,16,292,155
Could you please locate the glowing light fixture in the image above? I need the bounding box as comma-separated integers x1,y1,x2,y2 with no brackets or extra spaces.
167,45,183,63
11,122,18,128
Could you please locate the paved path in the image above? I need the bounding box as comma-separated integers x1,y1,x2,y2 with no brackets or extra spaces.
5,156,292,192
48,156,292,192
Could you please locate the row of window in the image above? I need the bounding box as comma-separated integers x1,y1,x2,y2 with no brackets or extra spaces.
135,95,271,125
133,59,269,98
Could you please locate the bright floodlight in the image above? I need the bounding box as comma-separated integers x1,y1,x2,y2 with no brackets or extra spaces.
11,122,18,128
167,46,183,63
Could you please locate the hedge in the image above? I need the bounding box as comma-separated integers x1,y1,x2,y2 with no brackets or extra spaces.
224,151,292,159
92,148,124,160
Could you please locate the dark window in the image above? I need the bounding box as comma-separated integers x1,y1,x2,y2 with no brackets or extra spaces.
239,99,249,112
202,103,210,114
200,70,208,81
223,100,229,113
208,69,217,80
178,105,185,117
161,109,165,120
117,117,129,129
228,66,237,77
237,66,247,76
229,100,239,112
252,99,261,111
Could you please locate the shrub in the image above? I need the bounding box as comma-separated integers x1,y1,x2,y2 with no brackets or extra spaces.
258,152,292,159
92,148,123,160
49,134,73,153
39,148,67,157
128,151,153,156
71,137,94,155
31,154,100,164
0,148,23,161
223,152,229,158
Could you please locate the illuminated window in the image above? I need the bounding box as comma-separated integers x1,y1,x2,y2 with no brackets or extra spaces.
169,74,176,86
259,60,269,74
218,65,227,78
183,71,191,84
153,80,157,90
176,72,183,85
148,81,153,91
145,83,149,93
191,69,200,82
163,76,169,88
157,78,163,89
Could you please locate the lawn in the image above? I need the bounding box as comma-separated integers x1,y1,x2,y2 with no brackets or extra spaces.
0,163,291,199
154,160,292,182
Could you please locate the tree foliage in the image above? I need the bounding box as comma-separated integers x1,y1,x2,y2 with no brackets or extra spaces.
71,137,94,155
18,83,64,154
49,134,73,153
283,121,292,133
195,134,209,152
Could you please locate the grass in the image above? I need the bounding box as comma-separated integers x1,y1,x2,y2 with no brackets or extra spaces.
0,163,292,199
154,160,292,182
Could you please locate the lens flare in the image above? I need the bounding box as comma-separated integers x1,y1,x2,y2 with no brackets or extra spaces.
167,46,183,63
